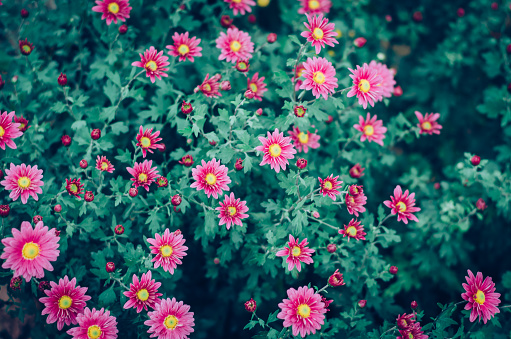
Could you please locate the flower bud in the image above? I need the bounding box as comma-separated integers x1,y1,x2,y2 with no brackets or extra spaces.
115,224,124,235
91,129,101,140
244,89,255,99
327,244,336,253
326,115,334,124
12,75,19,83
476,198,487,211
312,211,320,218
296,158,307,169
10,276,22,290
235,59,249,72
159,143,166,152
457,8,465,17
129,187,138,197
393,85,403,97
174,229,182,236
119,24,128,34
38,280,51,291
294,105,306,117
328,269,345,287
358,300,367,308
248,14,256,23
267,33,277,43
256,108,263,116
58,73,67,86
156,177,168,187
0,204,10,217
385,15,392,22
209,140,217,146
181,100,193,114
21,9,29,18
349,164,365,178
179,155,194,167
33,215,43,224
389,266,398,275
61,135,71,146
220,15,233,28
106,262,115,273
213,257,220,264
84,191,94,202
244,298,257,312
353,37,366,47
79,159,88,168
54,204,62,213
54,229,61,237
491,2,498,10
413,11,423,22
235,159,244,171
220,81,231,91
434,182,440,190
411,301,418,309
171,195,182,206
471,155,480,166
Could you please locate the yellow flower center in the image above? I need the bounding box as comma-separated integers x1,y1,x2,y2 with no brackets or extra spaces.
408,334,414,339
230,41,241,52
164,315,179,330
140,136,151,148
70,184,78,193
297,132,309,144
297,69,305,78
58,295,73,309
160,245,173,257
297,304,311,318
22,242,40,260
137,289,149,301
396,201,407,213
205,173,217,185
257,0,270,7
0,126,5,137
228,206,237,216
232,0,242,3
269,144,282,157
312,27,324,40
22,45,32,53
421,121,432,130
313,71,325,85
363,125,374,136
291,246,301,256
18,176,31,189
346,226,357,237
308,0,320,9
145,60,158,72
323,181,333,190
358,79,371,93
474,290,485,305
202,83,211,92
178,44,190,55
87,325,102,339
19,123,26,130
138,173,148,182
249,83,258,93
107,2,120,14
101,162,109,170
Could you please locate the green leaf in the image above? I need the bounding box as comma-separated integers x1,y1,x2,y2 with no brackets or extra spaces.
99,287,117,306
288,35,302,46
104,80,119,105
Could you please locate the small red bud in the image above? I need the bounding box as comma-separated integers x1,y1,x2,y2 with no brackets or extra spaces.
385,15,392,22
179,155,194,167
119,24,128,34
312,211,320,218
33,215,43,224
91,129,101,140
58,73,67,86
389,266,398,275
358,300,367,308
434,182,440,190
471,155,480,166
256,108,263,116
411,301,418,309
156,176,168,188
326,115,334,124
267,33,277,43
248,14,256,23
173,206,181,213
491,2,498,10
235,158,244,171
457,8,465,17
476,198,487,211
220,15,233,28
0,205,10,217
220,81,231,91
129,187,138,197
354,37,367,47
181,100,193,114
84,191,94,202
327,244,336,253
174,229,182,236
244,298,257,312
294,105,306,117
412,11,423,22
244,89,255,99
209,140,217,146
115,224,125,235
171,195,182,206
296,158,307,169
213,257,220,264
105,262,115,273
21,9,29,18
393,85,403,97
61,135,71,146
79,159,88,169
54,204,62,213
159,143,166,152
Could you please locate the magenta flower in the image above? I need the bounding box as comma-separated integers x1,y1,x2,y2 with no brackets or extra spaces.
318,174,342,201
123,271,162,313
339,218,366,241
415,111,442,135
215,193,249,230
147,229,188,274
216,27,254,63
224,0,255,15
144,298,195,339
199,73,222,98
1,221,60,282
276,235,315,272
39,276,91,330
166,32,202,63
95,155,115,173
190,158,231,199
255,128,296,173
131,46,170,83
247,72,267,101
126,160,160,191
461,270,501,324
383,185,421,224
66,307,118,339
298,0,331,14
353,113,387,146
277,286,326,337
288,126,320,153
299,57,338,100
0,111,23,150
347,63,384,109
345,185,367,217
92,0,131,25
66,178,84,199
369,60,396,98
136,125,164,158
301,14,338,54
1,163,44,204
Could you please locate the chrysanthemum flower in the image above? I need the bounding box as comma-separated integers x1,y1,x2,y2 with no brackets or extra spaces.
147,228,188,274
92,0,131,25
396,313,416,330
276,235,315,272
19,39,34,55
299,57,338,100
0,111,23,150
95,156,115,173
397,321,428,339
415,111,442,135
255,128,296,173
318,174,342,201
369,60,396,99
215,193,249,230
190,158,231,199
166,32,202,63
126,160,160,191
66,178,84,199
199,73,222,98
224,0,255,15
145,298,195,339
298,0,331,14
131,47,170,83
39,276,91,330
353,113,387,146
14,115,30,132
345,185,367,217
1,163,44,204
179,155,194,167
216,27,254,63
383,185,421,224
123,271,162,313
247,72,267,101
288,126,320,153
339,218,366,241
1,221,60,282
277,286,326,338
136,126,164,158
347,63,384,109
301,14,338,54
66,307,118,339
349,163,365,178
461,270,501,324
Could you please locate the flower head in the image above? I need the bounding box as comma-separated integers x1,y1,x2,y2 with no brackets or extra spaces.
353,113,387,146
144,298,195,339
19,39,34,55
123,271,162,313
247,72,267,101
299,57,338,100
216,27,254,63
245,298,257,312
179,155,194,167
415,112,442,135
349,163,365,178
476,198,487,211
301,14,338,54
126,160,160,191
369,60,396,98
95,156,115,173
345,185,367,217
1,163,44,204
339,218,366,241
384,185,421,224
255,129,296,173
167,32,202,62
14,115,30,132
190,158,231,199
288,126,320,153
276,235,315,272
199,73,222,98
461,270,501,324
147,229,188,274
235,59,250,72
224,0,255,15
181,101,193,114
66,307,118,339
136,126,164,158
215,193,249,230
92,0,132,25
328,269,345,287
318,174,342,201
0,111,23,150
298,0,331,14
347,63,384,109
131,47,170,83
66,178,84,199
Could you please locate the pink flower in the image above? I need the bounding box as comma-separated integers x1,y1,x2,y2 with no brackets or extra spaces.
1,163,44,204
224,0,255,15
190,158,231,199
301,14,338,54
144,298,195,339
369,60,396,98
0,111,23,150
415,111,442,135
298,0,331,14
1,221,60,282
461,270,501,324
345,185,367,217
66,178,84,199
288,126,320,153
276,235,315,272
95,155,115,173
147,229,188,274
349,163,365,178
347,63,383,109
92,0,131,25
318,174,342,201
216,27,254,63
339,218,366,241
123,271,162,313
383,185,421,224
136,125,164,158
66,307,118,339
39,276,91,330
126,160,159,191
299,57,338,100
277,286,326,337
247,72,267,101
166,32,202,63
255,128,296,173
199,73,222,98
131,46,170,83
353,113,387,146
215,193,249,230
